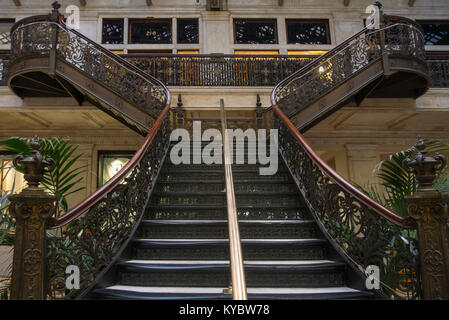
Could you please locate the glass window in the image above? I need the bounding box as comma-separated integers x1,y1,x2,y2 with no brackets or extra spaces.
177,19,199,44
129,19,172,44
0,19,15,45
286,19,331,44
234,19,278,44
97,151,134,187
417,20,449,46
102,18,124,44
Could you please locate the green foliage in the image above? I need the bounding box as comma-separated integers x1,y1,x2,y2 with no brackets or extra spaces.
0,161,15,245
0,137,87,216
356,138,449,217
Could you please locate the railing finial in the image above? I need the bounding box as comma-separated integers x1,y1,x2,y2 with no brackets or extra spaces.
373,1,383,9
50,1,61,22
402,136,447,189
13,136,55,191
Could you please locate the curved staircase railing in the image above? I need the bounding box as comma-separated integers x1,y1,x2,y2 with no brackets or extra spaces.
8,15,168,133
6,13,172,299
267,105,421,299
268,18,426,299
46,103,171,299
273,20,428,132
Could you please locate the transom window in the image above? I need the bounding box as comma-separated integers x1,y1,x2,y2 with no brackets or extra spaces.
417,20,449,46
177,19,199,44
234,19,278,44
286,19,331,44
101,18,124,44
129,19,172,44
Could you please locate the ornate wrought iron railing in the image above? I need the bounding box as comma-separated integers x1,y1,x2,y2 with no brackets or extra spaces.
267,105,422,299
428,59,449,88
124,54,315,87
2,50,449,89
0,55,7,86
9,16,167,120
45,105,171,299
273,22,427,118
6,14,172,299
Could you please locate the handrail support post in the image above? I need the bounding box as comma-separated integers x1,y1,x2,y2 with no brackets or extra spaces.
8,137,56,300
404,136,449,299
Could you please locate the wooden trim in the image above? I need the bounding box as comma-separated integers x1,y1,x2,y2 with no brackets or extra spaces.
271,104,416,229
48,102,170,228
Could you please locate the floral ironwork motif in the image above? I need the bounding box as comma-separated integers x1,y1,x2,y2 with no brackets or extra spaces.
269,109,422,299
274,23,427,118
125,55,314,87
9,20,167,118
46,115,170,299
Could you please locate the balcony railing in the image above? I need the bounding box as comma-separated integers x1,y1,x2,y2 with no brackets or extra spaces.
123,54,316,87
1,52,449,88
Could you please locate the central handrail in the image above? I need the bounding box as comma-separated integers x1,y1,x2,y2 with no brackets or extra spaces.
220,99,247,300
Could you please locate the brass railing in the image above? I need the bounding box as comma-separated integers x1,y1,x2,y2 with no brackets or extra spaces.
220,99,247,300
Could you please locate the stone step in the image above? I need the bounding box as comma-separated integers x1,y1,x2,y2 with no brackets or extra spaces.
136,220,317,239
131,239,328,260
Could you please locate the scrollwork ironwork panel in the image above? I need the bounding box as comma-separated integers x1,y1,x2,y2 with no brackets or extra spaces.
9,21,167,117
125,55,314,87
274,23,427,118
46,116,170,299
270,110,422,299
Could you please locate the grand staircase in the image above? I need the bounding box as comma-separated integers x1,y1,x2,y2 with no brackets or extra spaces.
5,6,428,300
87,141,372,299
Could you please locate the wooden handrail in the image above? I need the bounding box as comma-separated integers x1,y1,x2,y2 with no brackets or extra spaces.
48,101,170,229
220,99,247,300
270,103,416,229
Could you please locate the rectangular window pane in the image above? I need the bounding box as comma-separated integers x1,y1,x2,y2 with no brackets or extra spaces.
0,19,15,45
418,20,449,46
97,151,134,187
177,19,199,44
286,19,330,44
234,19,277,44
102,18,124,44
129,19,172,44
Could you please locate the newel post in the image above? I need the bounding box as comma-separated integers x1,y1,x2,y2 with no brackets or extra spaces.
9,137,57,300
403,137,449,299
